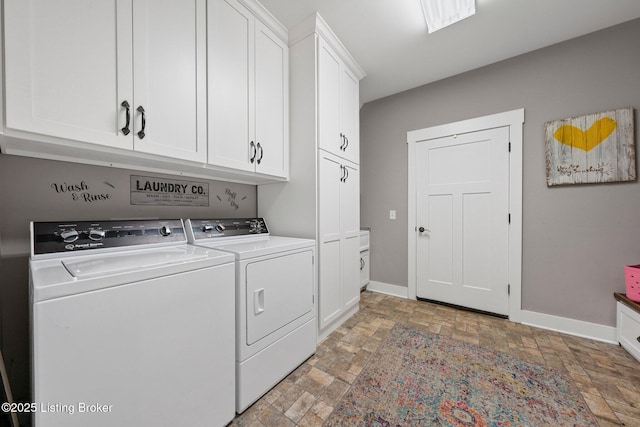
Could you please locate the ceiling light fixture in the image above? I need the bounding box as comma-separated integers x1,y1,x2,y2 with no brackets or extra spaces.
420,0,476,33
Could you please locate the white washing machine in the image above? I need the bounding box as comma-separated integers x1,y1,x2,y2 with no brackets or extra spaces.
29,219,236,427
185,218,317,412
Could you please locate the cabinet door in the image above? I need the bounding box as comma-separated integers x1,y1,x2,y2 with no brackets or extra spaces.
340,67,360,165
208,0,254,172
254,20,288,178
318,39,342,157
341,163,360,310
4,0,133,149
318,152,343,328
341,163,360,238
132,0,207,162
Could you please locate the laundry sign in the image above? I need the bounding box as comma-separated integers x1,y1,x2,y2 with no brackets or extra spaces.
130,175,209,206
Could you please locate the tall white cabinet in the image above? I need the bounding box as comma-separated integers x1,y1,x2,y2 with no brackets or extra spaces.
3,0,207,163
259,13,365,339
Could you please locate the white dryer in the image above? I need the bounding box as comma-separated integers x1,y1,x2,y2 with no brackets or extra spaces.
186,218,317,412
29,219,236,427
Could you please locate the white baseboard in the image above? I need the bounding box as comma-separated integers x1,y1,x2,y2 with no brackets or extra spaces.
520,310,617,344
364,283,618,344
365,281,408,299
317,304,360,342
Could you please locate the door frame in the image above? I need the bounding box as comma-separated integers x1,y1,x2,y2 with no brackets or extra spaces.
407,109,524,322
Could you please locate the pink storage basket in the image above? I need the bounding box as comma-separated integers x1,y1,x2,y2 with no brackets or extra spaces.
624,264,640,302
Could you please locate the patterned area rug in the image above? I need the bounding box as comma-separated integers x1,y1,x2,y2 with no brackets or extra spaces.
326,325,597,426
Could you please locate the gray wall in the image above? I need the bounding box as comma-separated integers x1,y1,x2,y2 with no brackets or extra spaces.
0,154,256,414
360,18,640,327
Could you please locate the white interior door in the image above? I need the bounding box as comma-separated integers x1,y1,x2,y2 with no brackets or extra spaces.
416,127,510,315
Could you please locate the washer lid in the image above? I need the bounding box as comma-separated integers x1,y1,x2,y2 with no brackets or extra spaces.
30,245,235,303
63,247,211,278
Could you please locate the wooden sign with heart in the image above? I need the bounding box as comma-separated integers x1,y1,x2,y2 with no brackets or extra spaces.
545,108,635,186
553,117,617,152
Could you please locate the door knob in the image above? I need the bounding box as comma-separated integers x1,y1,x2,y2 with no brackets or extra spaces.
418,227,430,233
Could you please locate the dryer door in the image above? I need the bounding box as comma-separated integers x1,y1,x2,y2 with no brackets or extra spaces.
245,249,314,345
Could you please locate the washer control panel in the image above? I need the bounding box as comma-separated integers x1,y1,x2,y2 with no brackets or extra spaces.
187,218,268,240
32,219,186,255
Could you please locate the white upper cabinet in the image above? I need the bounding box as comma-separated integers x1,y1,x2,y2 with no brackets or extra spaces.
3,0,207,163
318,37,360,164
131,0,207,162
208,0,289,179
4,0,134,150
207,0,253,173
254,20,288,177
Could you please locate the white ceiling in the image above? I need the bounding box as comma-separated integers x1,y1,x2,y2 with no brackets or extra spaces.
259,0,640,104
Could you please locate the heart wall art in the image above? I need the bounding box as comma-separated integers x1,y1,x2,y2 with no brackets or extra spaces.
545,107,635,186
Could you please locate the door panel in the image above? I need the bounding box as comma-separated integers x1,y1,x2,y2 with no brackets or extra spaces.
245,251,314,345
428,139,491,185
319,240,341,328
318,40,341,156
462,192,492,289
254,21,288,177
425,194,453,285
133,0,207,162
319,152,342,243
208,0,253,171
416,127,510,315
340,163,360,238
342,235,360,311
4,0,133,149
340,67,360,164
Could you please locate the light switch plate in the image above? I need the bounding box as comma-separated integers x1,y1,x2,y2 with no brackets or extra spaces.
389,210,396,220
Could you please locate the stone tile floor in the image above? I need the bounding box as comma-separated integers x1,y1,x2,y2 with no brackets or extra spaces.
230,291,640,426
